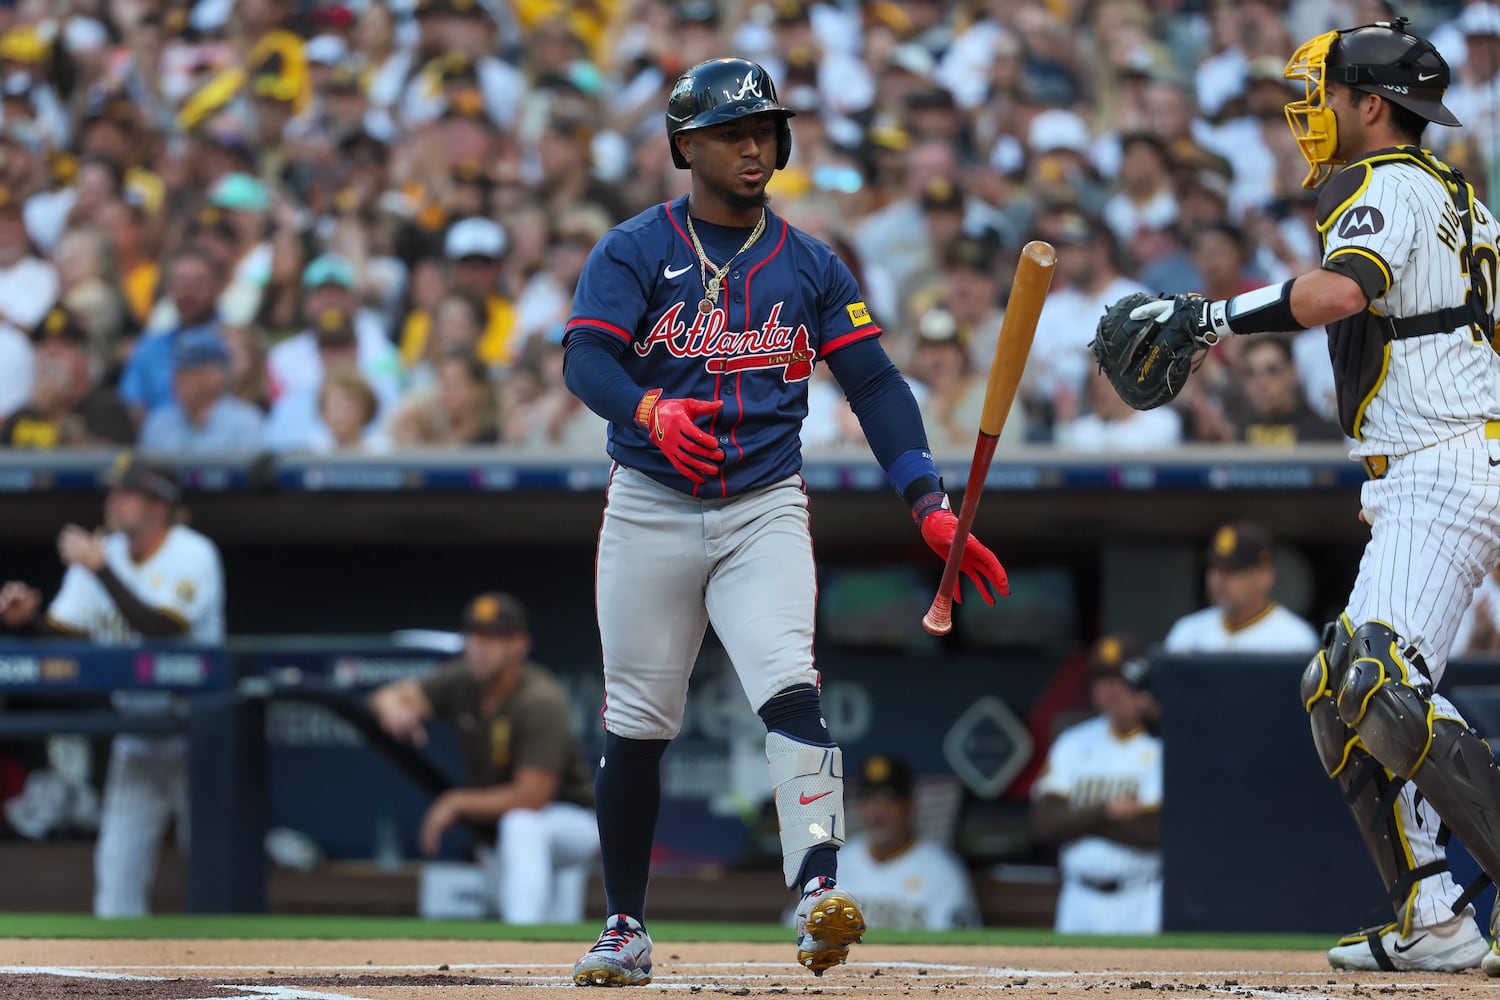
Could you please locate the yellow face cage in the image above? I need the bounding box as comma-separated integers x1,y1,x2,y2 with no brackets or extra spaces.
1284,30,1342,189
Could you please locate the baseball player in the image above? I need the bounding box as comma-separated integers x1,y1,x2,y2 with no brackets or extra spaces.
1096,19,1500,971
1031,636,1163,935
835,755,981,932
1162,521,1321,654
0,455,224,917
561,57,1006,984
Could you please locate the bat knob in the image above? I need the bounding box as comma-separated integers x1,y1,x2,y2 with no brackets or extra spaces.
922,600,953,636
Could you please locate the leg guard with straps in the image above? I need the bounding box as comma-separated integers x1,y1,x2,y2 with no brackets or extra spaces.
1332,620,1500,930
765,731,845,889
1302,616,1442,933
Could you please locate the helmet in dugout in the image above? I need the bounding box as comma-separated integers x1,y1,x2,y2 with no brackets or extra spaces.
666,57,795,170
1283,18,1461,188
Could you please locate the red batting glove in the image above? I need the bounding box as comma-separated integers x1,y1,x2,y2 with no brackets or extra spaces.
637,388,725,484
913,492,1009,604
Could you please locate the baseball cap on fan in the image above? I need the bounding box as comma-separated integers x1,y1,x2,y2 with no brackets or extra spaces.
445,217,507,260
1460,2,1500,38
1206,520,1273,573
461,592,529,636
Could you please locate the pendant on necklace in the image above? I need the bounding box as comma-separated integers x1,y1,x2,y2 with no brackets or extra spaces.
698,298,714,315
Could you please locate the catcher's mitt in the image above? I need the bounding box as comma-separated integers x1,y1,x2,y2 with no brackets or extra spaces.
1088,291,1218,411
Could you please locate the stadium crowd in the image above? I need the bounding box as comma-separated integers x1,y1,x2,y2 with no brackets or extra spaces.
0,0,1489,458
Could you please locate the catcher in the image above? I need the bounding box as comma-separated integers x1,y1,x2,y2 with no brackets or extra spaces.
1092,19,1500,973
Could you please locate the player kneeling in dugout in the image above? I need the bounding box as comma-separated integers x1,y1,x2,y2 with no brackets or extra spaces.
1031,636,1162,934
369,592,598,924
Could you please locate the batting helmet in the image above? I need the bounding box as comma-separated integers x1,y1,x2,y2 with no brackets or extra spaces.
666,57,795,170
1284,18,1460,188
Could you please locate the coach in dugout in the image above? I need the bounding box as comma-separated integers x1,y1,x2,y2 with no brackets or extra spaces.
1031,635,1163,934
0,454,225,917
369,592,598,924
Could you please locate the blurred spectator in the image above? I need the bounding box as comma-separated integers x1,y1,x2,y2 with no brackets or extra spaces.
1102,133,1179,243
834,754,979,931
516,326,607,453
265,297,395,453
0,308,133,448
0,182,60,410
119,251,227,421
390,354,500,447
1192,222,1260,300
203,172,273,328
1053,367,1183,452
1031,635,1162,935
515,206,610,350
1193,336,1343,446
911,305,1026,451
399,219,517,370
936,233,1007,370
267,254,401,409
1164,521,1320,653
368,591,597,923
409,289,487,392
1452,567,1500,657
1131,223,1203,296
0,456,224,918
313,368,389,454
1027,210,1148,433
139,329,264,456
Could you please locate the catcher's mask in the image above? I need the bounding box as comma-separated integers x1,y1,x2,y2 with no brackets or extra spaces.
1284,19,1461,189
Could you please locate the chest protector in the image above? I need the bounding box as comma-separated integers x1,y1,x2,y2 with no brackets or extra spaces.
1317,148,1488,439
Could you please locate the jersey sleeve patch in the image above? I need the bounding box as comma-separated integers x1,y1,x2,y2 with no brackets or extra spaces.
1324,246,1392,300
1316,162,1374,236
845,301,872,327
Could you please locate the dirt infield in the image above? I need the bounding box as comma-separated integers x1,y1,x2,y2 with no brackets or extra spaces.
0,939,1495,999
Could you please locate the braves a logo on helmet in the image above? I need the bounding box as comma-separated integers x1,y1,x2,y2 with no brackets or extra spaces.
1337,206,1386,238
637,300,814,382
724,70,763,102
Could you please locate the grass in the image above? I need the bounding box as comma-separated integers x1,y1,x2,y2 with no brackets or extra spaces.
0,914,1329,951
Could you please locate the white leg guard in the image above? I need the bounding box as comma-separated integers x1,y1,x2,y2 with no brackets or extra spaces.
766,731,845,888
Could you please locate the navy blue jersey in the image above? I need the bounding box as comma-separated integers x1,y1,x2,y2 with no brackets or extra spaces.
566,195,882,498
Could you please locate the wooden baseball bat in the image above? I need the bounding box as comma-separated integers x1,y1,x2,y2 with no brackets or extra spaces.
922,240,1056,636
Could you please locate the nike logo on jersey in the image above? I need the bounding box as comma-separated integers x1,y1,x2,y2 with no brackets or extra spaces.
799,790,833,805
1392,934,1428,953
1337,206,1386,239
664,263,693,279
1490,456,1500,467
1418,72,1440,82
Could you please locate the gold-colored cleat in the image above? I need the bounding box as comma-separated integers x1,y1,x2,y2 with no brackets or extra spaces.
796,891,867,976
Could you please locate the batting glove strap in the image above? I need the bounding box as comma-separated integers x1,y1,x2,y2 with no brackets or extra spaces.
911,491,950,524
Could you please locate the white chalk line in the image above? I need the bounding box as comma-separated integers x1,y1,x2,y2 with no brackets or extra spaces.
0,962,1488,995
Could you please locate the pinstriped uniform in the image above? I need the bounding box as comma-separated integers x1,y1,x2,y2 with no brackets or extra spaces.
1322,151,1500,929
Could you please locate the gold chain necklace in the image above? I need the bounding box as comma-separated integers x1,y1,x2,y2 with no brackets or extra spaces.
684,201,767,315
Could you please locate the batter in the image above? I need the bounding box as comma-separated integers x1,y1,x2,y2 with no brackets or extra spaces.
1101,19,1500,973
561,57,1006,985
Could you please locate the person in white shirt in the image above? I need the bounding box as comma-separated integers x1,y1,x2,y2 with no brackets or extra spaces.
1163,521,1321,654
1451,567,1500,658
0,456,225,917
833,755,980,932
1032,635,1163,934
1026,210,1149,428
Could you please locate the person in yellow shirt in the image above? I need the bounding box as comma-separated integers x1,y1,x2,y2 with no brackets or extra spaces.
399,217,517,369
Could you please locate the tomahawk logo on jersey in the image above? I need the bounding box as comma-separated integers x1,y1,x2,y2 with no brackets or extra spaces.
565,195,881,497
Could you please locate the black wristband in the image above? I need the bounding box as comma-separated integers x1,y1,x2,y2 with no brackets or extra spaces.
1222,280,1301,335
902,475,943,511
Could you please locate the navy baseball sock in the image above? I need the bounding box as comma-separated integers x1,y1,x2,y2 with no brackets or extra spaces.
758,685,840,888
596,732,669,925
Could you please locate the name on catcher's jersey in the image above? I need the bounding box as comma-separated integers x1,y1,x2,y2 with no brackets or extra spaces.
1032,716,1162,884
46,525,225,644
565,195,882,498
1318,149,1500,454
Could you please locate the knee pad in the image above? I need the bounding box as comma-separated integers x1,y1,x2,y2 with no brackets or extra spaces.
765,730,845,889
1335,621,1435,780
1302,615,1358,777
